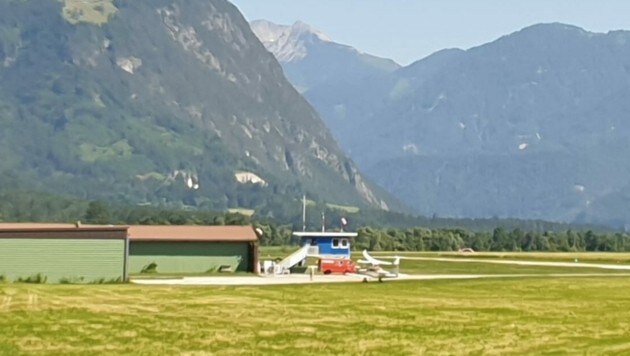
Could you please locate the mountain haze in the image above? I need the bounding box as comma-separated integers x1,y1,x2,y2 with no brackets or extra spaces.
264,22,630,226
0,0,402,212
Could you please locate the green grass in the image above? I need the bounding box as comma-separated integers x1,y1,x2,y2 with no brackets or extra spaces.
372,251,630,264
325,203,360,213
227,208,255,217
62,0,117,25
367,251,630,274
78,140,133,163
397,258,629,275
259,248,630,275
298,200,359,212
2,277,630,354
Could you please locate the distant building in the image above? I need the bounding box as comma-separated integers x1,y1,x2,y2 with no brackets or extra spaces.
128,225,258,274
0,223,128,283
0,223,259,283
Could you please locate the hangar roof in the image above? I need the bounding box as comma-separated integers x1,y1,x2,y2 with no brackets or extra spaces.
0,223,127,232
0,223,128,239
128,225,258,242
0,224,257,242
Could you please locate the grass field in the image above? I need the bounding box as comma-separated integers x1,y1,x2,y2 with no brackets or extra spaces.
371,251,630,264
3,251,630,354
261,247,630,263
227,208,256,217
260,247,630,275
397,259,630,275
325,203,360,213
2,276,630,354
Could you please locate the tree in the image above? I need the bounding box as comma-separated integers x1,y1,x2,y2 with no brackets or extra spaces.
84,201,111,224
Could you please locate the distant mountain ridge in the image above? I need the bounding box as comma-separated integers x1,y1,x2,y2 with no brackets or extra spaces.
250,19,400,94
260,21,630,227
0,0,404,213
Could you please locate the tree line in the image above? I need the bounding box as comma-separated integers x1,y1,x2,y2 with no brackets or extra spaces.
256,225,629,252
0,191,627,252
351,227,629,252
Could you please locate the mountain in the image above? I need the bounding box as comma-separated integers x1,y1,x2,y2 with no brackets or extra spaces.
250,20,400,94
0,0,403,213
265,22,630,226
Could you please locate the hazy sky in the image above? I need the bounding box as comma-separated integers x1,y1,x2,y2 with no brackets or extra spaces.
230,0,630,66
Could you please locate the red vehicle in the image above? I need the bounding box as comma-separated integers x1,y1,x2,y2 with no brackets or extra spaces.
319,258,356,274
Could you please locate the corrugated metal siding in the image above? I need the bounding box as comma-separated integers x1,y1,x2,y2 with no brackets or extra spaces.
129,241,250,274
0,238,125,283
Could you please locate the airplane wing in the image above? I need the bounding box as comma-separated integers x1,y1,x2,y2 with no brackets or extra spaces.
361,249,393,266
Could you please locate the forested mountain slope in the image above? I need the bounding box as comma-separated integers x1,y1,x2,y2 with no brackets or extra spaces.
0,0,403,212
267,22,630,226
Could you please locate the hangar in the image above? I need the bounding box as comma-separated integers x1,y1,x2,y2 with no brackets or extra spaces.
0,223,258,282
0,223,128,283
128,225,258,274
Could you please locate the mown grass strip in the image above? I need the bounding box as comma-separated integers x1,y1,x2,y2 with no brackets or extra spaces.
2,277,630,354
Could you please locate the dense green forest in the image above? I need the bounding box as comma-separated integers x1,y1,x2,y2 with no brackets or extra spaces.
0,188,626,252
0,0,404,213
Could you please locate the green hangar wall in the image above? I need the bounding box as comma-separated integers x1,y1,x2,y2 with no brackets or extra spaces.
0,224,128,283
128,226,258,274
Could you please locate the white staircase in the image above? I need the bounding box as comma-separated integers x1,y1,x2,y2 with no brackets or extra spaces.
274,245,310,274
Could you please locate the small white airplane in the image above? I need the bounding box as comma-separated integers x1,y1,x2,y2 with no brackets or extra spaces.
353,250,401,281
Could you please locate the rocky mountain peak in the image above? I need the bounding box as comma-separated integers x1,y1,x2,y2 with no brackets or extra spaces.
250,19,331,62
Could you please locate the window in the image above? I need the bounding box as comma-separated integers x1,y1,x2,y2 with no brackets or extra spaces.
331,238,348,249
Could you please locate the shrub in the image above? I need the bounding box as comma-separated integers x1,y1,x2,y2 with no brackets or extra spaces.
89,277,122,284
0,274,6,283
59,276,85,284
16,273,47,284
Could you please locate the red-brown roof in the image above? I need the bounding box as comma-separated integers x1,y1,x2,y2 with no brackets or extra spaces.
0,223,128,240
0,224,258,242
0,223,127,232
128,225,258,242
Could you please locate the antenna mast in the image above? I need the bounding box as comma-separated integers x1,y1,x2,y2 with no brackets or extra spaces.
302,194,306,232
321,211,325,232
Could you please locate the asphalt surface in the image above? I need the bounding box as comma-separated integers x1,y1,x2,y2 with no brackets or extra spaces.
130,256,630,286
131,272,630,286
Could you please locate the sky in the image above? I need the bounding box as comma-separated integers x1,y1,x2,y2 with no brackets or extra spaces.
230,0,630,66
